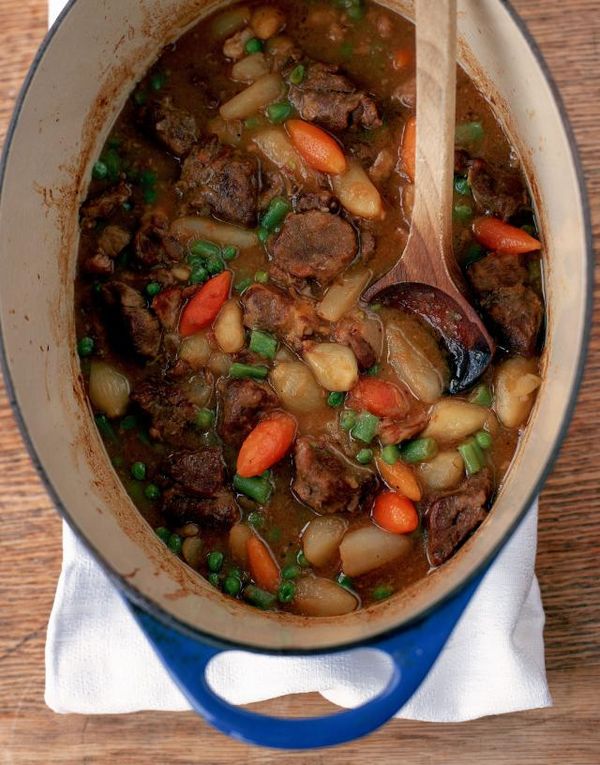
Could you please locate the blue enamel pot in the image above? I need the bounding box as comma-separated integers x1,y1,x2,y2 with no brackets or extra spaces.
0,0,591,749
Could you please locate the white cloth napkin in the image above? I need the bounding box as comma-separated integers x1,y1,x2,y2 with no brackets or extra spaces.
45,510,551,720
44,0,551,723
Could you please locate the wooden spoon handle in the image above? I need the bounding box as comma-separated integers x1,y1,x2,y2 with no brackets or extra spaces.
405,0,457,279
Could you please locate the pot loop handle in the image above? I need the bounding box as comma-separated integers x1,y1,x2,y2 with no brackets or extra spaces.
130,571,483,749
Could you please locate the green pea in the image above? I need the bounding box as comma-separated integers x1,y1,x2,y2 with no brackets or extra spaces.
277,580,296,603
247,511,265,528
223,575,242,596
289,64,305,85
143,187,158,205
245,38,263,54
144,483,161,501
381,444,400,465
296,550,310,568
77,337,94,357
463,242,485,267
244,117,260,130
282,564,301,580
337,574,354,590
453,203,473,222
372,585,394,601
454,175,471,196
267,101,293,124
120,415,137,431
130,461,147,481
95,414,117,442
340,410,357,431
366,363,380,377
207,551,224,573
327,391,345,408
196,408,215,431
205,254,224,275
222,245,238,261
155,526,171,543
356,448,374,464
150,71,167,91
208,573,220,588
254,270,269,284
235,277,253,293
168,533,182,554
140,169,157,187
133,90,147,106
145,281,161,297
92,161,108,180
190,265,209,284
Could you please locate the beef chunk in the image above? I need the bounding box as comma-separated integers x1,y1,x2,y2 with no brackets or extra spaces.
80,182,132,228
289,63,381,132
98,225,131,257
150,286,195,331
100,281,161,357
423,469,493,566
150,98,198,156
178,139,258,226
132,377,198,442
270,210,358,287
294,190,340,214
468,253,543,356
163,488,239,529
292,436,378,514
163,448,225,497
84,251,114,276
241,284,327,351
467,159,527,221
333,316,378,370
218,378,278,446
378,408,429,446
84,225,131,275
135,214,185,268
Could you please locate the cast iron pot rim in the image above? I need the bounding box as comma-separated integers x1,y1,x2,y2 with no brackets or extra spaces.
0,0,593,656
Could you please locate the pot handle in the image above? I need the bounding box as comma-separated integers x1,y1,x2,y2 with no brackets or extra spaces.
129,570,484,749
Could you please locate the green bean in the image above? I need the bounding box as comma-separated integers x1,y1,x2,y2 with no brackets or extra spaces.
249,330,277,359
233,474,272,505
229,362,269,380
399,437,438,463
351,411,380,444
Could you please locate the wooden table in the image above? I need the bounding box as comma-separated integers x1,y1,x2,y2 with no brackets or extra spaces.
0,1,598,762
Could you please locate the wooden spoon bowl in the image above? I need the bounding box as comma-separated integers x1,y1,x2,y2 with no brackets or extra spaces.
363,0,494,393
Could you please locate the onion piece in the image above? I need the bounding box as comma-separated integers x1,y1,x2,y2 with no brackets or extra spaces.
317,270,371,322
171,217,258,250
269,361,324,413
418,450,464,491
302,516,348,567
422,399,489,443
211,6,251,39
179,332,212,369
252,127,316,183
494,357,541,428
214,299,246,353
220,73,284,120
89,360,130,418
231,52,270,83
332,160,384,220
386,314,448,404
229,523,252,565
303,342,358,392
293,576,358,617
340,525,411,577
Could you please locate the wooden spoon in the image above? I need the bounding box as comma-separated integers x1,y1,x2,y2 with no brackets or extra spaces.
363,0,494,393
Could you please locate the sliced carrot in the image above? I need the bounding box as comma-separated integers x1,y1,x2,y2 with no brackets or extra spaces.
472,216,541,254
392,48,413,71
401,115,416,182
286,119,347,175
376,457,422,501
347,378,409,418
179,271,232,337
372,491,419,534
236,411,297,478
246,535,280,592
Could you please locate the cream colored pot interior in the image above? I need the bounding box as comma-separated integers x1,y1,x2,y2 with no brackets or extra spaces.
0,0,589,650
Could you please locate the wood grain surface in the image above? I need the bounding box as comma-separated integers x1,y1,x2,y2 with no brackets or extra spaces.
0,1,598,763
